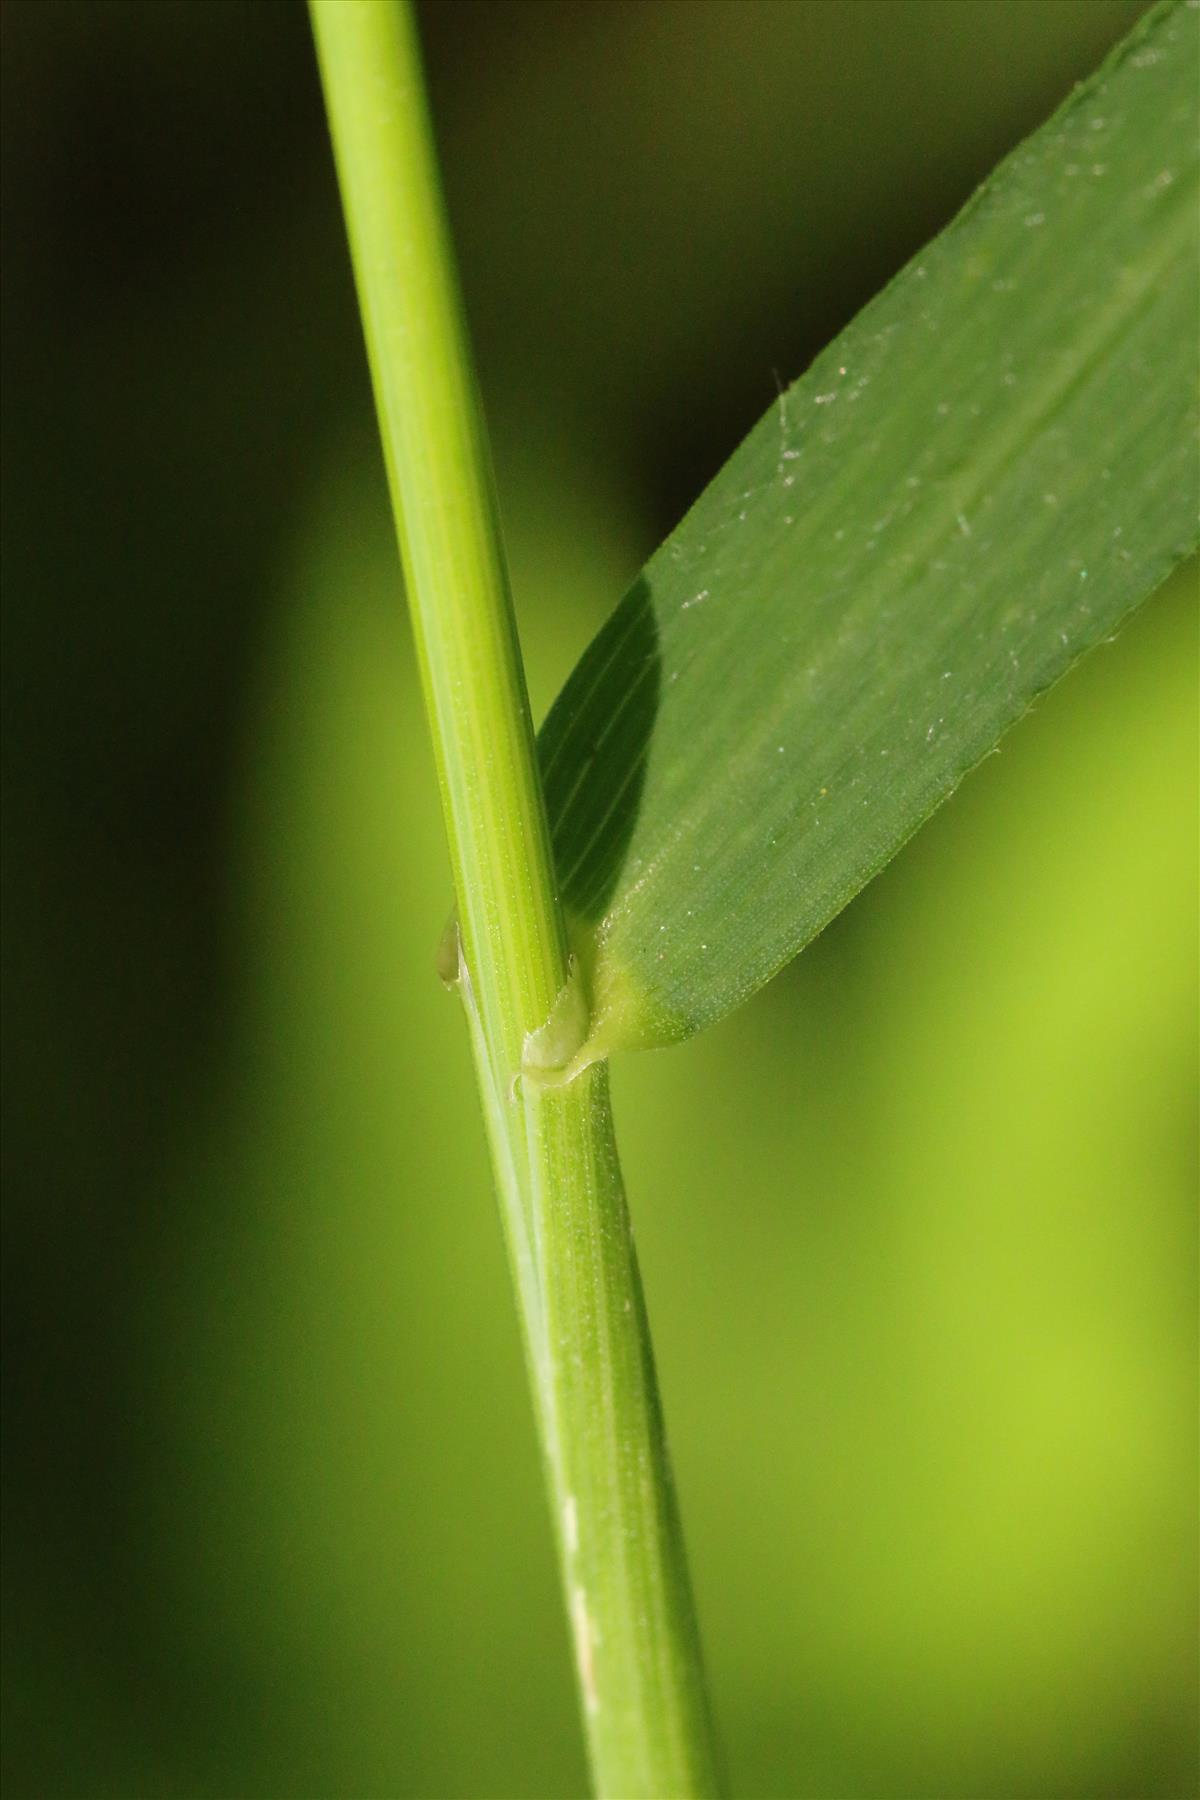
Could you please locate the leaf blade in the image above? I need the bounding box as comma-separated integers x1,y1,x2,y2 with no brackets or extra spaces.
540,0,1199,1060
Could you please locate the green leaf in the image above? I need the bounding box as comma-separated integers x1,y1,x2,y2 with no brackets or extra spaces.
537,0,1199,1068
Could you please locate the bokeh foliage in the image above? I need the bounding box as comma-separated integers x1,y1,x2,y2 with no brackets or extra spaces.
3,3,1195,1797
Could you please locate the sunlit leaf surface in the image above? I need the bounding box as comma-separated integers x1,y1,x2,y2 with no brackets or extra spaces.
540,0,1198,1056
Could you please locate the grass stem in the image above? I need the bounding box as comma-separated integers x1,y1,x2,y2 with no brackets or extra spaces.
308,4,719,1791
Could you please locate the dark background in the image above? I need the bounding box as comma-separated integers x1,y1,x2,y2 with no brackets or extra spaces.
3,3,1196,1796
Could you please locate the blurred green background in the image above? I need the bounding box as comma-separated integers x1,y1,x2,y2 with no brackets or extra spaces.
3,2,1196,1796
